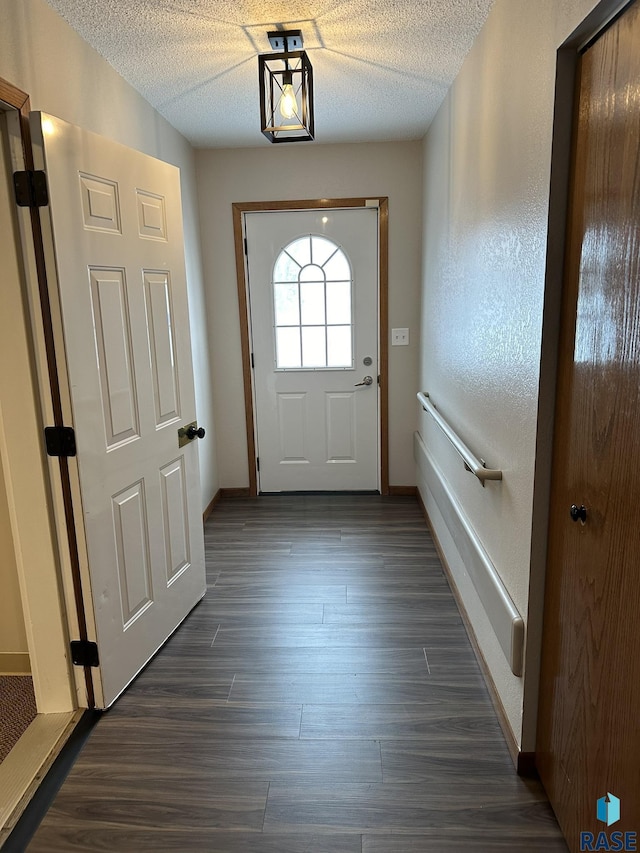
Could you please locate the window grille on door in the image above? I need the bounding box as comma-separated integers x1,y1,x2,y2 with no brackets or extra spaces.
272,235,353,369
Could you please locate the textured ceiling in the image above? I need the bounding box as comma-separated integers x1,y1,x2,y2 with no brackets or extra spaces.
44,0,495,148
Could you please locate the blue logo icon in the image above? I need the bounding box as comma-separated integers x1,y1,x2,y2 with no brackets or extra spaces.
580,794,636,851
598,794,621,827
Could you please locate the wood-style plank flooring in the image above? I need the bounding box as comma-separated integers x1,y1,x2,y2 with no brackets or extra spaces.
27,495,566,852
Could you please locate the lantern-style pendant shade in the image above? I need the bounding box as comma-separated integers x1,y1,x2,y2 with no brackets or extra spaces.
259,31,314,143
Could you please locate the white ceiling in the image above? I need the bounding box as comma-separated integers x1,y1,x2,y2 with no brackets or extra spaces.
44,0,495,148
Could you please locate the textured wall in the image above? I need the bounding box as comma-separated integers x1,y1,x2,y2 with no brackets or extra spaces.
0,0,217,510
196,141,423,489
419,0,599,746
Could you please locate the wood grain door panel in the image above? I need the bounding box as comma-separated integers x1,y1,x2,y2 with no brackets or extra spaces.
537,2,640,849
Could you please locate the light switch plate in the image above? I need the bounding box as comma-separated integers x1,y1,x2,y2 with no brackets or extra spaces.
391,328,409,346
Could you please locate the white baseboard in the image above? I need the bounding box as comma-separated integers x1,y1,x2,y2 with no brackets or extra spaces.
0,653,31,675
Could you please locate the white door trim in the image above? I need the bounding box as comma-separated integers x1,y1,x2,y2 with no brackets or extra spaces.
232,197,389,496
0,81,80,713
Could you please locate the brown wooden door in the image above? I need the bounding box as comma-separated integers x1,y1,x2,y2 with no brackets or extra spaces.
537,2,640,849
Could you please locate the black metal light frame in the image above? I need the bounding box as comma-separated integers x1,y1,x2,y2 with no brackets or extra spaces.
259,30,315,143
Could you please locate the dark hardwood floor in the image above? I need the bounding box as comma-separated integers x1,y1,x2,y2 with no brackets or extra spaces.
27,495,566,852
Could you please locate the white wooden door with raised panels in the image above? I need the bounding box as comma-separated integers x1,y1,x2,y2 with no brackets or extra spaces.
246,208,379,492
32,113,206,708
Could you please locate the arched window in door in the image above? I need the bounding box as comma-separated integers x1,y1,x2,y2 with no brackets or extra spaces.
272,234,353,369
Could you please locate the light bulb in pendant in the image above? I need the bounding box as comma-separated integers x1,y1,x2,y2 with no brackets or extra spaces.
279,83,298,120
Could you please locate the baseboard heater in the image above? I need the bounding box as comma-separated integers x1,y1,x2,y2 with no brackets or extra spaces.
414,430,524,676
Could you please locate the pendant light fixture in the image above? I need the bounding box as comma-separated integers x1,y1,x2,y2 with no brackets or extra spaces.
258,30,315,143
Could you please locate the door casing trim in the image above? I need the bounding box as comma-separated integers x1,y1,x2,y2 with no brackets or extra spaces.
232,198,389,497
0,79,90,708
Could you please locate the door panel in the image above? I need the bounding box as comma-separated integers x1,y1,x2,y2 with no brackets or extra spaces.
326,392,356,462
277,392,307,462
112,481,153,627
145,272,181,425
90,267,139,445
160,457,191,583
537,3,640,849
32,113,206,707
246,208,379,492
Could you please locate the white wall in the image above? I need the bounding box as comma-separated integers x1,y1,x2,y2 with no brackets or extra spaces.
195,141,423,489
418,0,599,748
0,455,28,660
0,0,217,509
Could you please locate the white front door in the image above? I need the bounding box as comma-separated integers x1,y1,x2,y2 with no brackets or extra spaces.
32,113,206,708
246,208,379,492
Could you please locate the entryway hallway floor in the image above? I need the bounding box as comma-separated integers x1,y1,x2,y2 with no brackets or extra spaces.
26,495,566,852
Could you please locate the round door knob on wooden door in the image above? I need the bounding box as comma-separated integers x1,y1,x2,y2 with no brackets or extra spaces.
569,504,587,523
186,425,206,440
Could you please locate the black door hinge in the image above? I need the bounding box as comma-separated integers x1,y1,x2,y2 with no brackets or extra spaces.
244,237,248,255
13,170,49,208
257,457,260,471
44,425,76,457
70,640,99,667
251,352,255,369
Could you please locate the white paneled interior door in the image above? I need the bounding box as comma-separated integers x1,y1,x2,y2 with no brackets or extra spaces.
32,113,206,707
246,208,379,492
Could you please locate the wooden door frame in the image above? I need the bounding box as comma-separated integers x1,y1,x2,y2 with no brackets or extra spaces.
527,0,637,757
0,77,92,710
232,198,390,497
